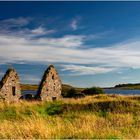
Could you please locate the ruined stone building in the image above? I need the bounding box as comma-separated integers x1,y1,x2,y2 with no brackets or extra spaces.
36,65,62,101
0,68,21,102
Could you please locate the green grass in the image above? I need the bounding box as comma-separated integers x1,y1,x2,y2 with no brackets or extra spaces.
0,94,139,138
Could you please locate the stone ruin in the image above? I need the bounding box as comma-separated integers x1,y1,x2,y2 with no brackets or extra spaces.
36,65,62,101
0,65,62,102
0,68,21,102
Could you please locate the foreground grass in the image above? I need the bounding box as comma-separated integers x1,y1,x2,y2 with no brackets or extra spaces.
0,94,140,139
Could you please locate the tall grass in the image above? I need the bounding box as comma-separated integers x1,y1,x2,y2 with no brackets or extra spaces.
0,94,139,139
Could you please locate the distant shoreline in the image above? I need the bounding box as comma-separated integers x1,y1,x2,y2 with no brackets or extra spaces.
21,83,140,91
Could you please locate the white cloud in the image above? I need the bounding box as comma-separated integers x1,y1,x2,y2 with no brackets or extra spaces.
0,17,55,38
86,30,113,40
121,76,131,80
20,74,40,83
61,65,115,75
71,19,78,30
0,27,55,38
19,27,55,38
0,17,31,28
0,72,4,76
30,26,55,36
0,35,85,64
1,28,140,75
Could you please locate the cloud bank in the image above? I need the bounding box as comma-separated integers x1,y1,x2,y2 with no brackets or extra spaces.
0,34,140,75
0,17,140,76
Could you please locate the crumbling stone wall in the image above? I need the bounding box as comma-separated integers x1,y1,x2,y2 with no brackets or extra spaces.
0,68,21,102
36,65,62,101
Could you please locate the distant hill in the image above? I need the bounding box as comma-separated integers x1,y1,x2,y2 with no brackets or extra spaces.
21,84,38,91
114,83,140,90
21,83,140,91
21,83,85,93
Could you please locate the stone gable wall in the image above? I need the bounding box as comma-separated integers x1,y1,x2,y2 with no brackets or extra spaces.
37,65,62,101
0,65,62,102
0,69,21,102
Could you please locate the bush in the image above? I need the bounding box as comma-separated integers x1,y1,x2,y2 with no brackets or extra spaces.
45,102,63,115
82,87,105,95
62,88,77,98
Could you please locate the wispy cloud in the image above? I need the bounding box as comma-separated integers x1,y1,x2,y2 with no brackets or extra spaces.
86,30,113,41
0,17,55,38
30,26,55,36
71,19,78,30
70,17,81,31
20,74,40,83
121,76,131,80
0,34,85,64
61,65,115,75
0,72,4,76
18,27,55,38
1,17,140,76
1,33,140,76
0,17,31,28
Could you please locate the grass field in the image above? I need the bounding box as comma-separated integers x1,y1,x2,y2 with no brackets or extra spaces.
0,94,139,139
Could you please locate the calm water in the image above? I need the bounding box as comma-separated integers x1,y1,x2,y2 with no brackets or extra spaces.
22,89,140,96
22,90,37,96
104,89,140,95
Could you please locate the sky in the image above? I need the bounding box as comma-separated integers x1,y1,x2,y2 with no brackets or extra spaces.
1,2,140,87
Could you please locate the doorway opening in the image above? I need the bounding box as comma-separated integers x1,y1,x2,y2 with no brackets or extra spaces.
52,97,56,101
12,86,16,96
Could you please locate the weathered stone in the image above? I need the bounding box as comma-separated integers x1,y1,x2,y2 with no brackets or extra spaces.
0,68,21,102
36,65,62,101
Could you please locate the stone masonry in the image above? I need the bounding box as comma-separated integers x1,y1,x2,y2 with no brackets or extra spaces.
36,65,62,101
0,68,21,102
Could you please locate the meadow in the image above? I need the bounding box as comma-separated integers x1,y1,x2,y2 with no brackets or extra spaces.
0,94,139,139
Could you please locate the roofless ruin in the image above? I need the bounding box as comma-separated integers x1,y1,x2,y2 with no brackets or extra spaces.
36,65,62,101
0,65,62,102
0,68,21,102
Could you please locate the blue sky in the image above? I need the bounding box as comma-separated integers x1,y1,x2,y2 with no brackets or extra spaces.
1,2,140,87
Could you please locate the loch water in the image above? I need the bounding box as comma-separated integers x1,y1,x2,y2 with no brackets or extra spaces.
104,89,140,95
22,89,140,96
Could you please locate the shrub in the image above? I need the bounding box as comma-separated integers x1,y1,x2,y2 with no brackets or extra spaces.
62,88,77,98
82,87,105,95
45,102,63,115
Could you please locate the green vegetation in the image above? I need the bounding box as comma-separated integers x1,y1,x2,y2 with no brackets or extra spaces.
21,84,105,99
114,83,140,89
0,94,139,138
62,85,85,98
82,87,105,95
62,85,104,98
21,84,38,90
21,83,84,92
62,87,85,98
21,82,140,91
62,88,77,98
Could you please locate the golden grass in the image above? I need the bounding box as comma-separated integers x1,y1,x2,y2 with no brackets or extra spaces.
0,113,139,139
0,94,139,139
